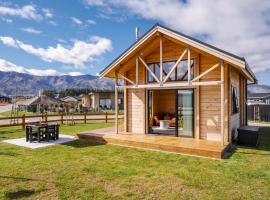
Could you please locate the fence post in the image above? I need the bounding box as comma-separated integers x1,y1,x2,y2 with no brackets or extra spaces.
22,114,25,130
61,113,64,124
105,112,108,124
45,113,48,123
84,112,87,124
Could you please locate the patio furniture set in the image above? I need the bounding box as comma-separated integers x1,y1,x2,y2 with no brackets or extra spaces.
26,123,60,143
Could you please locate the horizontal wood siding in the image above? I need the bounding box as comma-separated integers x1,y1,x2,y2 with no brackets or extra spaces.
127,88,146,134
199,55,221,141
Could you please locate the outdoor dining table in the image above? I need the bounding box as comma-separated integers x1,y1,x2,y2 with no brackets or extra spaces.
26,123,59,143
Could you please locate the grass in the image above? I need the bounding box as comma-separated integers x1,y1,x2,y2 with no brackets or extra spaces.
0,111,35,117
0,124,270,199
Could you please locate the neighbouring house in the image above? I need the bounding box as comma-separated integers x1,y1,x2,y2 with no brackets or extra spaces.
18,95,64,113
60,96,82,112
99,24,257,147
81,91,123,111
247,93,270,105
0,95,11,105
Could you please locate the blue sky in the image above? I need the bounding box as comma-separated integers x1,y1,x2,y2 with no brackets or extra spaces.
0,0,269,85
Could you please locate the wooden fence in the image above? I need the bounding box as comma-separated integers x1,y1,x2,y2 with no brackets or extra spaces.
247,105,270,122
0,112,123,129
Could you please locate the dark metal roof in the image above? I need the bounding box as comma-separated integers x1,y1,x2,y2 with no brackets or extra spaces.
99,23,256,82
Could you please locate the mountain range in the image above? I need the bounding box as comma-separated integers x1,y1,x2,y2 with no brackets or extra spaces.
0,71,115,95
248,84,270,94
0,71,269,96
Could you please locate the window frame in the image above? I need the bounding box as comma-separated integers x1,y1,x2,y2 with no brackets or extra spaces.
146,59,195,83
231,85,239,115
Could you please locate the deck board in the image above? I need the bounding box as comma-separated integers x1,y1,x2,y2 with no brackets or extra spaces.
77,127,229,159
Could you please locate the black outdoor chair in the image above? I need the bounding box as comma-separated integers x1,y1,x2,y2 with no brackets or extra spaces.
46,124,60,140
26,125,45,143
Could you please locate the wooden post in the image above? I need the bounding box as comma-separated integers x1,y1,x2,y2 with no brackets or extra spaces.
195,54,200,139
45,113,48,123
84,112,87,124
188,48,191,81
115,72,119,134
220,60,225,146
22,114,25,130
61,113,64,124
136,55,139,86
160,36,163,85
105,112,108,123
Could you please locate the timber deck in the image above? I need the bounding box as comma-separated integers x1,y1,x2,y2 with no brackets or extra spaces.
77,127,230,159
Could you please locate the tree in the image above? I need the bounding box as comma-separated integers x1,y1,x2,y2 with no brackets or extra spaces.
42,90,56,98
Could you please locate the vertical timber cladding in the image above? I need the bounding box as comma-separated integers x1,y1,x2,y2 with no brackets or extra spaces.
199,54,222,141
126,59,146,134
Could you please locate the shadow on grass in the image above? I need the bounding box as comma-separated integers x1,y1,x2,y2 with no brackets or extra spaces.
5,188,46,199
60,139,106,148
0,151,20,156
224,127,270,159
0,175,54,183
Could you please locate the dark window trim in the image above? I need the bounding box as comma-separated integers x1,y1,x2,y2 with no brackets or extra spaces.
231,85,239,115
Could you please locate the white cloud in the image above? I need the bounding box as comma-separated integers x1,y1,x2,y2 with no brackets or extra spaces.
86,19,96,24
42,8,53,18
1,17,12,23
48,20,57,26
0,58,83,76
85,0,270,75
0,36,113,68
21,27,42,34
71,17,83,25
67,71,84,76
0,4,43,20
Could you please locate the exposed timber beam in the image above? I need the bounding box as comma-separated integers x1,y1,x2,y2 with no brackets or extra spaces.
160,36,163,85
163,48,187,83
135,56,139,86
188,48,191,81
118,80,223,89
191,63,220,82
116,71,136,86
115,72,119,134
220,60,225,145
138,56,160,83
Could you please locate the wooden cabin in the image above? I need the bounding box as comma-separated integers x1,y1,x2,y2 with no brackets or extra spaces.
99,24,257,147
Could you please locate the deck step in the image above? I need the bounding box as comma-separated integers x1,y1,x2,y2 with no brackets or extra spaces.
77,133,229,159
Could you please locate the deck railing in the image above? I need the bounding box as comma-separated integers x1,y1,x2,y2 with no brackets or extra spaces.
0,112,123,129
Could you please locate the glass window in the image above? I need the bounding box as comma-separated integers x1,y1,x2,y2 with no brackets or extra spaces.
231,86,239,115
99,99,111,109
177,89,194,137
176,59,194,81
148,64,154,82
147,59,194,82
163,61,176,81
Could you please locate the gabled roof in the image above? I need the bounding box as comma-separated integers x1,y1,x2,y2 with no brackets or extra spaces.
99,24,257,83
61,96,81,102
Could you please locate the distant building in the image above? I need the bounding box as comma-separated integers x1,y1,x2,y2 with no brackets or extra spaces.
248,93,270,105
0,95,11,105
81,91,123,111
60,96,82,112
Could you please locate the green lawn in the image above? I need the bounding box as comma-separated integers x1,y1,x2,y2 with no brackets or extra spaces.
0,111,35,117
0,124,270,199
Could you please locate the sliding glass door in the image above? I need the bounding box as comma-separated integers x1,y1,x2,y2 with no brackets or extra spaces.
176,89,194,137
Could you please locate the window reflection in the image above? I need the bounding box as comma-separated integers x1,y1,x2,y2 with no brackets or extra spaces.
147,59,194,82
